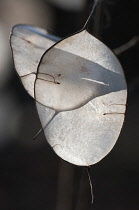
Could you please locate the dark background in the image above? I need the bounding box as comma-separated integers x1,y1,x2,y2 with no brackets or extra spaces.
0,0,139,209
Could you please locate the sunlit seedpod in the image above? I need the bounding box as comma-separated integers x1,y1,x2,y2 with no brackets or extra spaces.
10,1,127,167
34,7,127,165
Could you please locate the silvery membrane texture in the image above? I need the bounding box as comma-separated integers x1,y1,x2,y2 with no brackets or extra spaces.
10,25,58,97
11,26,127,166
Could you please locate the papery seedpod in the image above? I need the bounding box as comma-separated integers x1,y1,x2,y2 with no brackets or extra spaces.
34,3,127,166
10,1,127,167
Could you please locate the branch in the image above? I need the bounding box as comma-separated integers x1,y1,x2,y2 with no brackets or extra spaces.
114,36,139,55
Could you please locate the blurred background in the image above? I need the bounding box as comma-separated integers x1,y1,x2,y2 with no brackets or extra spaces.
0,0,139,209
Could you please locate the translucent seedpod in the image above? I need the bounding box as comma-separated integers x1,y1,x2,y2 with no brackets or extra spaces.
10,0,127,167
34,1,127,166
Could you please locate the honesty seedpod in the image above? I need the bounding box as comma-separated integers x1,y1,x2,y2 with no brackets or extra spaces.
10,20,127,166
35,29,127,165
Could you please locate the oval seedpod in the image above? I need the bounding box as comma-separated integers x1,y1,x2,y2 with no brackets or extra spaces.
35,2,127,166
10,2,127,166
10,24,60,97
